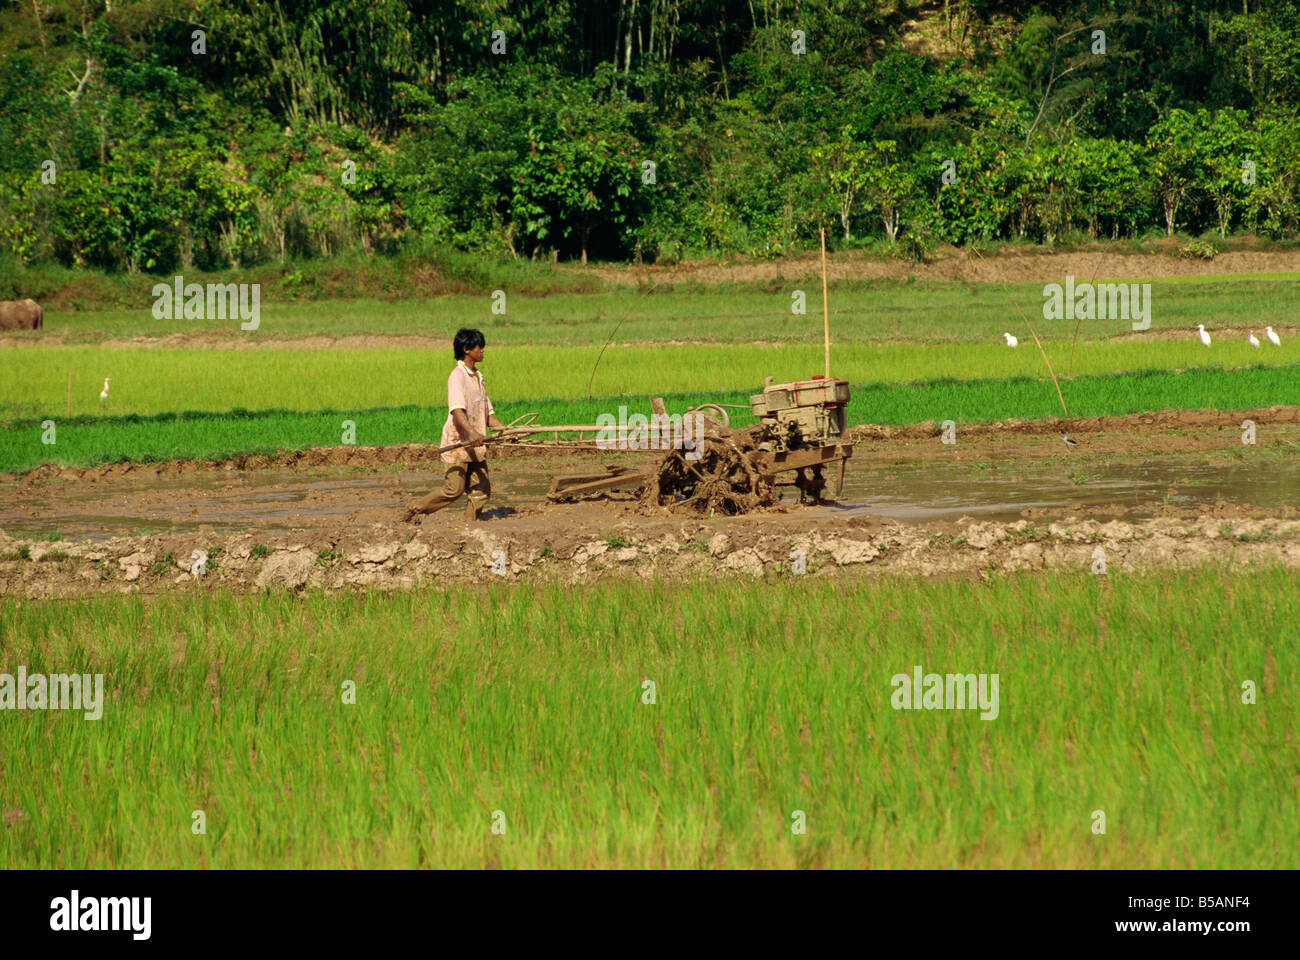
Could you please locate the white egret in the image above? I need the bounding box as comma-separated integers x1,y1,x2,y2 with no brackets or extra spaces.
1266,326,1281,346
99,378,111,402
1248,333,1260,348
1197,324,1211,347
1003,332,1018,348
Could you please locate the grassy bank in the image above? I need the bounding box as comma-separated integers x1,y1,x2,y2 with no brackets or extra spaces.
3,364,1297,474
1,569,1294,868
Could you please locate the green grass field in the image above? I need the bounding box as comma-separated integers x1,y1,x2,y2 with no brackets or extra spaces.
2,569,1294,868
10,273,1300,345
3,364,1297,474
3,271,1297,472
5,339,1298,422
5,264,1297,872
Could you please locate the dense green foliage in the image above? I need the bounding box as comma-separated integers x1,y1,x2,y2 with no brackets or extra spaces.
4,569,1296,867
3,0,1300,274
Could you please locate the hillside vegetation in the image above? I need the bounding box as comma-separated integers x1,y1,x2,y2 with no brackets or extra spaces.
2,0,1300,290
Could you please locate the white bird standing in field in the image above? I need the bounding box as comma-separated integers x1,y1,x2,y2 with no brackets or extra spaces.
99,377,111,402
1266,326,1281,346
1249,332,1260,348
1197,324,1211,347
1003,332,1018,348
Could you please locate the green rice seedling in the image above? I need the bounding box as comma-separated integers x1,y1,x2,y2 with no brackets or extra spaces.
32,273,1300,347
4,364,1297,475
5,335,1298,421
1,566,1295,869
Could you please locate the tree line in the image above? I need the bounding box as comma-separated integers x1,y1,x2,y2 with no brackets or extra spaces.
1,0,1299,274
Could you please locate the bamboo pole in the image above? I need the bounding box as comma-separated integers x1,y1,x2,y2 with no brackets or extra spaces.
820,227,830,379
67,373,71,417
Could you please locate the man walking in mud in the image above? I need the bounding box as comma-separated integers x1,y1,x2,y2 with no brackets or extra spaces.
404,328,507,523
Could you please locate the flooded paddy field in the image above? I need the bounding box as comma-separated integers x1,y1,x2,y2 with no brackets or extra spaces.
2,409,1297,597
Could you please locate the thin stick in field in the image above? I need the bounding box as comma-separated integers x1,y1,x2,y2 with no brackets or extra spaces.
587,316,627,400
1008,295,1069,417
1068,258,1104,378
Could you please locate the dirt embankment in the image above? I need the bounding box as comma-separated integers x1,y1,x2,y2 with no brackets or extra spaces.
0,332,450,350
595,242,1300,287
851,405,1300,442
4,405,1298,598
5,324,1299,351
3,510,1299,600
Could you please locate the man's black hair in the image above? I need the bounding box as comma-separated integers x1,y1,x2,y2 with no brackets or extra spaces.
453,328,486,360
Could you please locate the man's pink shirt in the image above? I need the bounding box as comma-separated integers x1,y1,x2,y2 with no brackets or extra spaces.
440,360,495,463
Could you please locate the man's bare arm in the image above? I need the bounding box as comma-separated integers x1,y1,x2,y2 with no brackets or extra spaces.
451,408,484,444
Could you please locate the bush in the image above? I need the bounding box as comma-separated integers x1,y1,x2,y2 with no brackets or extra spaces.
896,231,932,263
1180,237,1218,260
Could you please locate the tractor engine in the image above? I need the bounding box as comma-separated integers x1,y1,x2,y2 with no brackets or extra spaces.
749,376,850,453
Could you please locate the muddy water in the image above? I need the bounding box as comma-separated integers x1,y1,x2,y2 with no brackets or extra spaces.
819,457,1300,523
4,455,1297,542
1,466,562,543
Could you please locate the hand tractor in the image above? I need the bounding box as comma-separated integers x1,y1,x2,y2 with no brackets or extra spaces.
543,375,853,515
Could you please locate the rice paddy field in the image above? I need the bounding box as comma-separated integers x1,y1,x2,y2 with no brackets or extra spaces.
6,337,1300,418
3,272,1298,472
3,256,1299,870
3,569,1295,869
2,364,1298,475
7,271,1299,345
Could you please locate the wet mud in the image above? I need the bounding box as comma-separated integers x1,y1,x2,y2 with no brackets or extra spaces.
3,407,1298,597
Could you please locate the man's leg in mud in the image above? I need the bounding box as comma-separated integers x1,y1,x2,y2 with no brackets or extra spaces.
464,460,491,520
404,465,468,521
